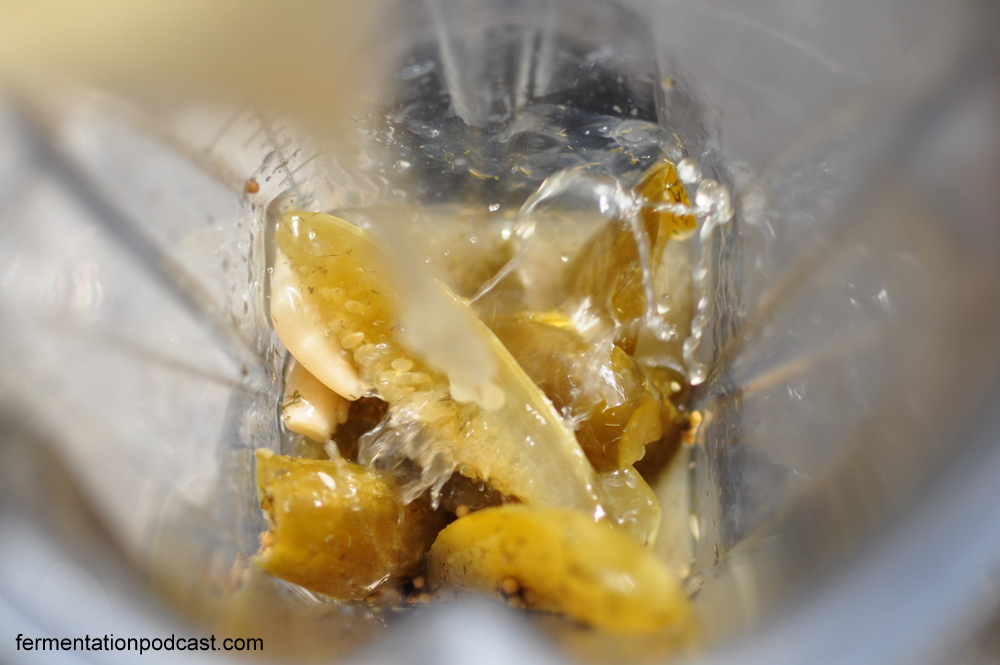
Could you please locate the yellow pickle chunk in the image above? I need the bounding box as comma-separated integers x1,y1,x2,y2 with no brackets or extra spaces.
636,159,699,244
562,160,697,352
254,449,444,600
427,505,694,634
598,466,662,548
488,310,664,473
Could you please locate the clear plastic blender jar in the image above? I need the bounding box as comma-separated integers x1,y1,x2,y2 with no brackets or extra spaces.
1,0,1000,663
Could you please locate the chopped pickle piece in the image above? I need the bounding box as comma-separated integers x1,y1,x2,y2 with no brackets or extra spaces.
598,466,661,548
270,245,365,400
562,160,697,352
489,311,663,473
271,211,601,512
633,365,689,482
254,449,443,599
636,159,699,245
428,505,692,634
281,358,349,444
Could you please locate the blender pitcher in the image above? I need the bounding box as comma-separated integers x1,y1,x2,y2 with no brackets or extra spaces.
1,0,1000,664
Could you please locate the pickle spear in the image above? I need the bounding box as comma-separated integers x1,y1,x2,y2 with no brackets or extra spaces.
270,211,601,513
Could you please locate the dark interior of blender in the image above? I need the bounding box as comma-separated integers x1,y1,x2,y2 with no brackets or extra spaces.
2,0,1000,663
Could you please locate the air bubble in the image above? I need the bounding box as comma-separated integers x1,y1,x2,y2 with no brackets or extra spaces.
655,324,678,341
696,180,734,225
689,514,701,541
656,293,672,314
399,61,435,80
677,158,701,184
